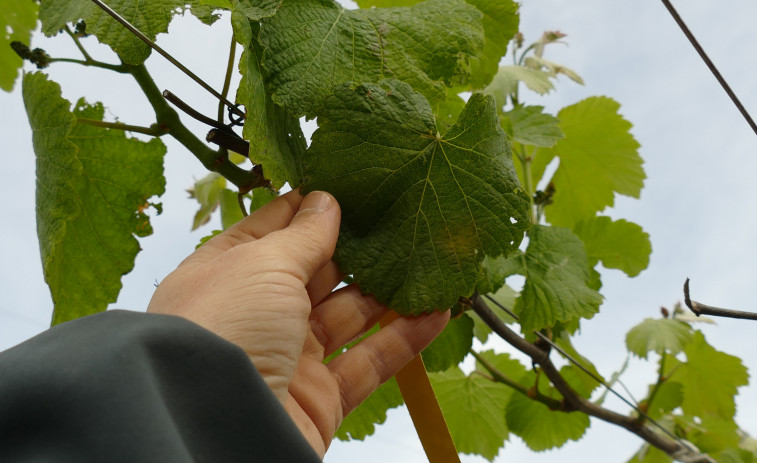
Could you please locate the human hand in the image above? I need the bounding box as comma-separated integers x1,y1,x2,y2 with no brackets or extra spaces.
147,190,450,456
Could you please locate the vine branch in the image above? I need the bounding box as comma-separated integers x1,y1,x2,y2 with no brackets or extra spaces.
683,278,757,321
76,118,168,137
470,294,713,462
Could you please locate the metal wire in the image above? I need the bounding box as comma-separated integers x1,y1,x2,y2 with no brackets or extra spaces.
89,0,245,119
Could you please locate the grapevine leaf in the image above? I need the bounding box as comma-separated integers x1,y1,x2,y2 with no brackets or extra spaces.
573,216,651,277
625,318,693,359
628,445,673,463
688,415,740,455
259,0,485,117
196,229,223,249
506,372,590,451
525,56,584,85
23,72,165,325
502,225,602,331
644,380,683,420
199,0,231,7
542,97,644,227
249,187,278,213
668,332,748,419
485,65,555,109
39,0,218,65
435,92,466,134
431,364,513,460
422,313,474,372
219,189,245,229
189,172,226,230
501,105,564,148
553,332,603,397
304,80,531,314
234,0,281,20
1,0,38,92
233,10,306,188
335,377,403,440
355,0,517,89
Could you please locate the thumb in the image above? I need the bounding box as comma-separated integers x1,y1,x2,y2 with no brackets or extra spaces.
266,190,341,284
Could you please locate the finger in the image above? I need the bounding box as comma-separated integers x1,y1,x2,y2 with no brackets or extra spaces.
327,310,450,415
306,261,344,306
262,191,341,285
183,190,304,266
308,285,387,357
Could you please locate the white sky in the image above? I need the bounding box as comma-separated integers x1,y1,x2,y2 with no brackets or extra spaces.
1,1,756,462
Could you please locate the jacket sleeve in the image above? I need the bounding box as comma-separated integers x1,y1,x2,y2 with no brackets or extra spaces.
0,310,322,463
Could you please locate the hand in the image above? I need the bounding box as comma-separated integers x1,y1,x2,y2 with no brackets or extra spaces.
147,190,450,457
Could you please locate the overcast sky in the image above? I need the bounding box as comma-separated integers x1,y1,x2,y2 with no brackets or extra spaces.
1,1,756,462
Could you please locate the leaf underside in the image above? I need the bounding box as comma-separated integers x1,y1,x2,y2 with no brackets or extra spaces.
0,0,38,91
304,79,530,314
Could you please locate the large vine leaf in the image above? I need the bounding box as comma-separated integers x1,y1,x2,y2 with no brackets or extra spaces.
39,0,218,65
573,216,651,277
23,72,165,325
666,332,748,419
541,96,644,227
335,377,403,440
431,352,525,461
506,371,591,451
304,80,530,314
259,0,485,117
501,225,602,331
1,0,38,92
233,10,305,188
625,318,693,359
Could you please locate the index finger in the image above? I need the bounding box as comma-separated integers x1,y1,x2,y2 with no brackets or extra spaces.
183,189,304,266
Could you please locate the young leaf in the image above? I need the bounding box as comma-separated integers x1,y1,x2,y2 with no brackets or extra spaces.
248,187,278,213
541,97,644,227
503,225,602,331
304,79,531,314
669,332,748,419
485,65,555,109
258,0,485,117
233,10,306,188
1,0,38,91
501,105,564,148
335,377,403,440
219,189,245,229
39,0,218,65
431,365,513,460
625,318,693,359
23,72,165,324
505,373,591,451
573,216,651,277
421,313,474,372
189,172,226,230
643,380,683,420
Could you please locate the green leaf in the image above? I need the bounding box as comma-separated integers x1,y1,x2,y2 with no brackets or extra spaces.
219,189,245,229
233,0,281,20
625,318,693,359
249,187,278,213
39,0,217,65
628,444,673,463
503,225,602,331
525,56,584,85
189,172,226,230
196,229,223,249
573,216,651,277
422,313,474,372
505,373,590,451
259,0,485,117
335,377,403,440
542,97,644,227
465,0,519,89
485,65,555,109
434,92,466,134
501,105,564,148
643,380,682,420
431,364,514,460
234,11,306,188
304,80,531,314
1,0,38,92
23,72,165,324
669,331,748,419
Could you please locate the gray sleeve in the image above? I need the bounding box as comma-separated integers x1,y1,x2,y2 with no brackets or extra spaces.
0,310,321,463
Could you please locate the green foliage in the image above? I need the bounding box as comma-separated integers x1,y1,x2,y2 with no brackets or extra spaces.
23,72,165,324
422,314,474,372
39,0,218,65
501,105,564,148
304,79,530,314
0,0,38,91
259,0,484,117
625,318,693,359
501,225,602,331
539,96,645,228
335,378,404,440
573,216,651,277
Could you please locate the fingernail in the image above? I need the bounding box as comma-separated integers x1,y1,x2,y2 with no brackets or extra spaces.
300,191,332,213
